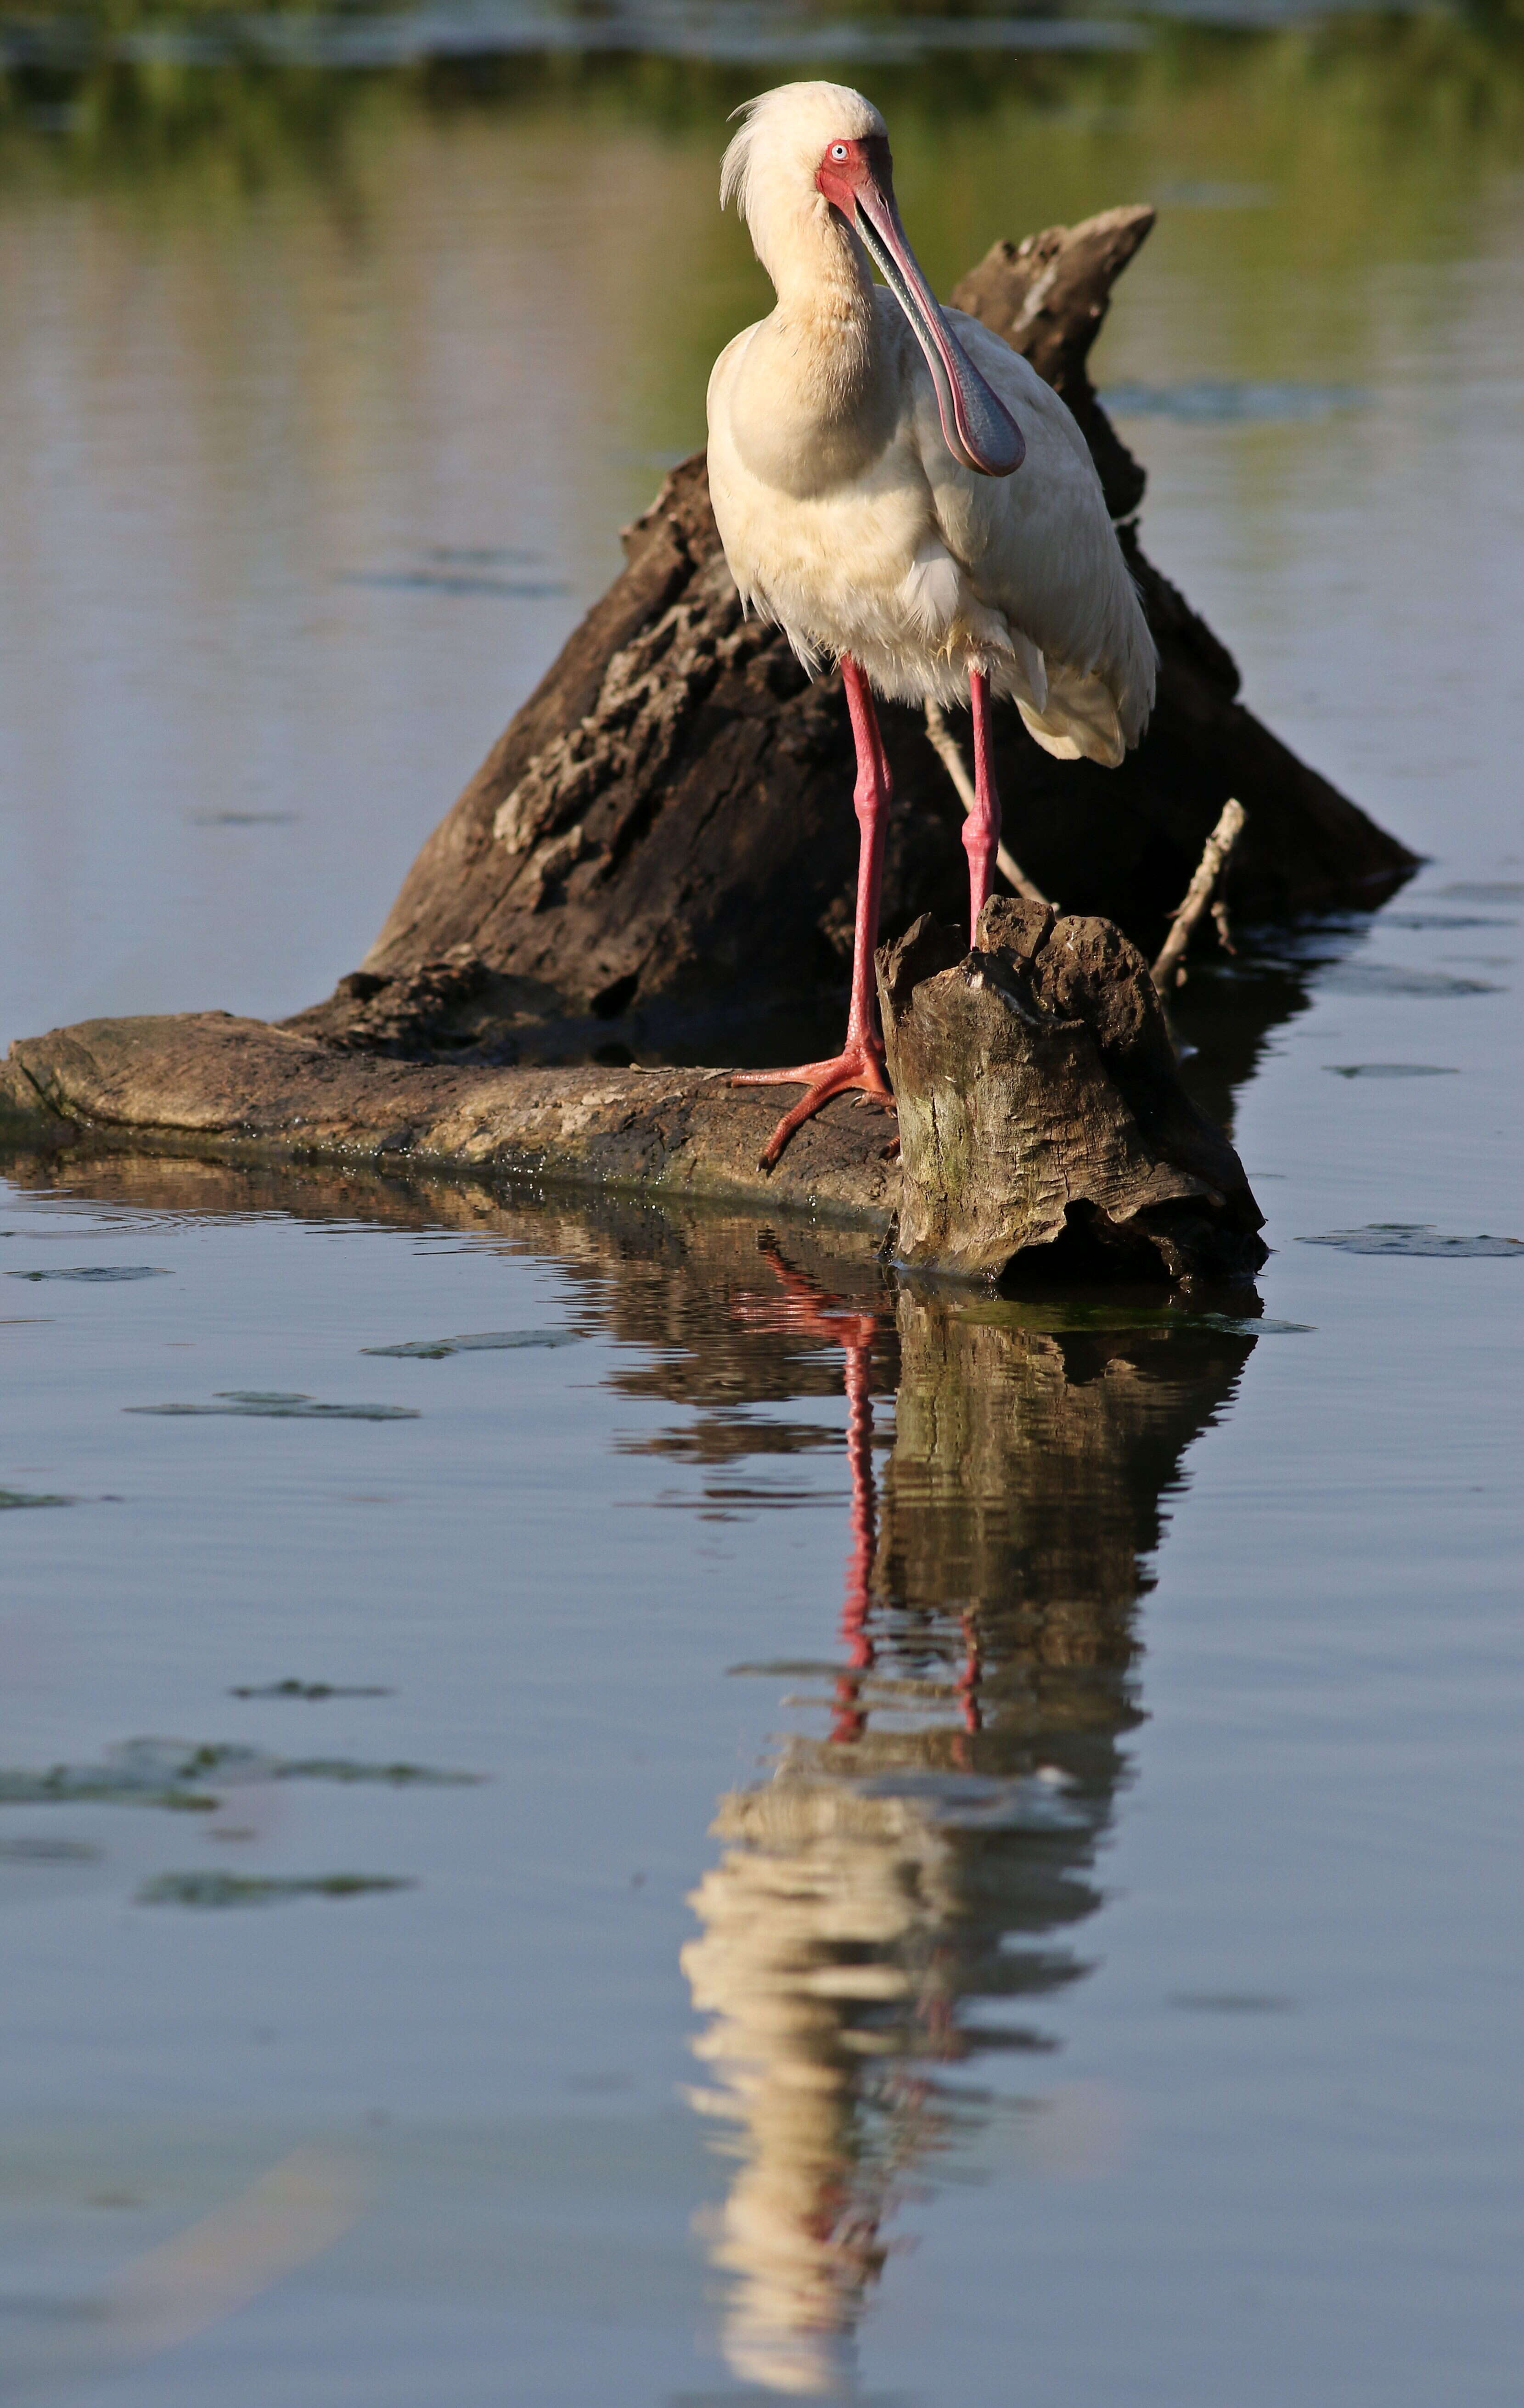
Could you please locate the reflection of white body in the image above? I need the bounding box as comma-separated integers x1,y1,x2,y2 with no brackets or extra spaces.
707,82,1154,761
683,1775,956,2396
707,82,1157,1168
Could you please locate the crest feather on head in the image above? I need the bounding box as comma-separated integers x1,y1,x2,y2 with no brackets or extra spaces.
720,80,886,244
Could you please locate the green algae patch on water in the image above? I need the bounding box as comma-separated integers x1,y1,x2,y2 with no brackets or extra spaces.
137,1871,413,1908
0,1738,481,1810
125,1392,419,1420
361,1329,584,1359
0,1487,74,1509
1299,1225,1524,1258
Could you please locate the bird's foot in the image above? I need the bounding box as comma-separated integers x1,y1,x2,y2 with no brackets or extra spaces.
731,1038,893,1171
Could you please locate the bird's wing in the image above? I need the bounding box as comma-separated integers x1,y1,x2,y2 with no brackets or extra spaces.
915,312,1157,756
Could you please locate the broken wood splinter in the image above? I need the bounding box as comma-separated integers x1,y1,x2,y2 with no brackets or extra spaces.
1151,799,1247,994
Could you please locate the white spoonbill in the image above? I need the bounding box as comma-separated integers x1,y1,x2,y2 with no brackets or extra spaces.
706,81,1156,1167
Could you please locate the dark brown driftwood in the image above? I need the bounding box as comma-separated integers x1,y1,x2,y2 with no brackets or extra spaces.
287,204,1415,1069
877,899,1266,1282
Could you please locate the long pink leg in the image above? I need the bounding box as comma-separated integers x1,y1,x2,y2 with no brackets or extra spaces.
732,654,894,1171
963,666,1001,940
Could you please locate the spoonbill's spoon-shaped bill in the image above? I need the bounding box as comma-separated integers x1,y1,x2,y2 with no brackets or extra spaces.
815,135,1024,479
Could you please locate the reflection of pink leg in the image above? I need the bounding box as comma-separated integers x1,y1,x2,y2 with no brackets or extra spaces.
731,1241,882,1744
832,1333,878,1744
963,667,1001,940
956,1608,983,1737
734,657,894,1170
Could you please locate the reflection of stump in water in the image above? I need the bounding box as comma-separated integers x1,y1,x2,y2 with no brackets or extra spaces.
684,1274,1254,2393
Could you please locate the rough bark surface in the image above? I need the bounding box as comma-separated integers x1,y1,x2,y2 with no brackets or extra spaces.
0,1013,900,1235
877,899,1267,1282
287,205,1415,1067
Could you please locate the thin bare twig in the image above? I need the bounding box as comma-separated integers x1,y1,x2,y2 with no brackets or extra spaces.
1151,799,1246,992
922,699,1052,909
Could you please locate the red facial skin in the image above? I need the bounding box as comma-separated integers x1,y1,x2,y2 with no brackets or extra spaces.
815,134,894,218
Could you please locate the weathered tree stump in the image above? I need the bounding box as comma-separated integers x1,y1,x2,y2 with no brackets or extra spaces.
287,204,1415,1069
877,899,1267,1283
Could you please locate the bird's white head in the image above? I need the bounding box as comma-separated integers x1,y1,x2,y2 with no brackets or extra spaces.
720,81,1023,480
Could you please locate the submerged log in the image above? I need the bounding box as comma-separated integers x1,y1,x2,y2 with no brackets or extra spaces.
287,203,1415,1069
1,895,1263,1285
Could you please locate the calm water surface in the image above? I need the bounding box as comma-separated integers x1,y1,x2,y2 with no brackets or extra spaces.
1,24,1523,2405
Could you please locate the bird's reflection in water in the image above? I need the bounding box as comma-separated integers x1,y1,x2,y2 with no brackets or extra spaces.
679,1243,1257,2395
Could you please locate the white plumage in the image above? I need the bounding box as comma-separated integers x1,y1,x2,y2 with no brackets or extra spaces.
708,82,1157,1169
707,82,1155,764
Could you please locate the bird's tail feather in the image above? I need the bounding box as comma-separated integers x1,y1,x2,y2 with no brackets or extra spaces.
1014,661,1126,769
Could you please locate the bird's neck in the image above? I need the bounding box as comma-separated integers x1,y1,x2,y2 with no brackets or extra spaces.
765,222,878,416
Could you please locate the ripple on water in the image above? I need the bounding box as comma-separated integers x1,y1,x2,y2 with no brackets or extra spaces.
1102,378,1367,422
360,1329,582,1359
0,1738,480,1807
1318,963,1500,997
229,1679,393,1700
1299,1225,1524,1257
136,1872,412,1908
6,1266,171,1283
1323,1063,1459,1079
124,1391,419,1419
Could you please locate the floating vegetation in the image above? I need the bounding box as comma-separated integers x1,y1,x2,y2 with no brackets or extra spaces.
0,1738,480,1809
1318,963,1498,997
1324,1064,1459,1079
6,1265,171,1283
137,1871,412,1908
0,1486,74,1509
125,1390,419,1419
361,1329,583,1359
230,1679,394,1700
1299,1225,1523,1258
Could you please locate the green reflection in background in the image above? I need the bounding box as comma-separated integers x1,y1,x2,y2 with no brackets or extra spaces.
5,15,1523,437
